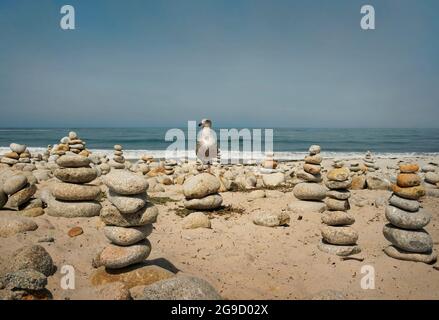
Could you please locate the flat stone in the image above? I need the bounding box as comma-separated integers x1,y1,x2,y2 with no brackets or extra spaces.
317,240,361,256
2,269,47,290
90,265,174,289
183,173,221,199
56,155,91,168
321,211,355,226
325,198,350,211
68,226,84,237
399,164,419,173
287,201,326,213
384,245,437,264
47,198,101,218
326,190,351,200
304,154,322,165
325,178,352,190
184,194,223,210
385,205,431,230
321,226,358,245
262,172,285,187
107,190,147,214
140,276,222,300
248,190,266,200
100,240,152,269
103,170,148,195
425,172,439,184
182,212,211,229
3,175,28,195
383,224,433,253
397,173,421,188
392,185,425,200
366,174,391,190
293,183,327,201
51,182,101,201
303,164,321,175
100,203,159,227
104,225,153,246
327,168,350,182
296,170,322,183
253,211,290,227
6,184,36,208
10,245,55,276
0,214,38,237
388,194,420,212
54,167,97,184
20,207,45,217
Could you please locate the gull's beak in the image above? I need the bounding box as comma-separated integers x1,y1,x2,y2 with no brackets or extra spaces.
198,122,202,127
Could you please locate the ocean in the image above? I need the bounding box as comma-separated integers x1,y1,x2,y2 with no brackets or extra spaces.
1,128,438,160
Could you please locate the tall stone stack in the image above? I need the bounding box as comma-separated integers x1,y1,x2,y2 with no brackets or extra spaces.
51,131,90,157
363,151,379,172
183,173,223,211
383,163,436,264
261,152,278,170
46,155,101,218
290,145,327,213
109,145,126,169
3,174,37,210
99,170,158,269
318,166,360,256
164,160,177,176
1,143,30,166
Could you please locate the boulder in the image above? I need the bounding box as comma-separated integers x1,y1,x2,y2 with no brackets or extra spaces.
103,170,148,195
10,245,54,276
183,173,220,199
54,167,97,184
0,214,38,238
366,174,390,190
262,172,285,187
385,206,431,230
182,212,211,229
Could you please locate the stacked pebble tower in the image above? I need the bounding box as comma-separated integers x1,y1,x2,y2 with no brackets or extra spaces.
3,174,37,210
46,155,101,218
52,131,90,157
363,151,379,172
99,169,159,269
110,144,126,169
164,159,177,175
261,152,278,170
183,173,223,211
318,165,360,256
1,143,31,166
383,163,436,264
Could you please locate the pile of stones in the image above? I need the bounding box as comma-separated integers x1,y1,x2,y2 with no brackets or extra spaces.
183,173,223,211
99,170,158,269
261,152,278,170
383,163,436,263
319,166,360,256
1,143,31,166
109,145,126,169
51,131,90,157
2,174,37,211
363,151,379,172
290,145,327,213
46,155,101,218
164,160,177,176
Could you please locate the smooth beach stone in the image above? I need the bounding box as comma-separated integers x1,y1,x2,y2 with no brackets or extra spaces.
69,143,84,150
293,183,327,201
325,177,352,190
317,240,361,257
327,168,350,182
114,145,123,151
253,211,290,227
47,198,101,218
366,174,391,190
0,188,7,209
3,269,47,291
1,157,18,165
0,214,38,238
321,226,358,245
425,172,439,184
56,155,91,168
183,173,221,199
248,190,266,200
399,164,419,173
321,211,355,226
51,182,101,201
392,185,425,200
287,201,326,213
20,207,45,218
10,245,54,276
100,203,158,227
383,224,433,253
4,152,19,159
184,194,223,210
6,184,36,208
388,194,419,212
303,163,321,175
113,155,125,163
383,245,437,264
10,143,26,154
397,173,421,188
422,164,436,173
326,190,351,200
104,225,153,246
262,172,285,187
385,206,431,230
68,131,77,139
100,240,152,269
107,190,147,214
182,212,212,229
296,170,322,183
324,198,350,211
304,154,322,165
103,170,148,195
54,167,97,184
309,145,321,155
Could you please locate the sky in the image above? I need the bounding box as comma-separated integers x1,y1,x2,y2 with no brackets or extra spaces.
0,0,438,128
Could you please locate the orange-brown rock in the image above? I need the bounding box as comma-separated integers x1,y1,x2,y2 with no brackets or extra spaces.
4,152,19,159
397,173,421,188
351,175,366,190
147,167,166,177
68,226,84,237
392,184,425,200
56,144,69,152
327,168,350,182
303,163,321,175
79,150,90,157
399,164,419,173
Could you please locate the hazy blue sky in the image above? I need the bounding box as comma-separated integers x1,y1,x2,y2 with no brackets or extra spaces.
0,0,438,128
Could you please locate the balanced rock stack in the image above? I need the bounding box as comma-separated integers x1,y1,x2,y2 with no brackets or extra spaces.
1,143,31,166
3,174,37,210
52,131,90,157
183,173,223,210
46,155,101,217
109,145,126,169
164,160,177,176
261,152,278,170
318,166,360,256
383,163,436,264
363,151,379,172
99,170,158,269
290,145,327,213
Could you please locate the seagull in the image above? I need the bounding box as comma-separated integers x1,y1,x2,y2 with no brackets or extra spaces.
196,119,218,167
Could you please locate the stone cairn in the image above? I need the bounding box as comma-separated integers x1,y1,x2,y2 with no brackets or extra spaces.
164,159,177,176
51,131,90,157
99,169,158,269
261,152,278,170
183,173,223,211
2,174,37,211
291,145,327,212
1,143,31,166
46,155,101,218
109,144,126,169
319,165,360,256
363,151,379,172
383,163,436,264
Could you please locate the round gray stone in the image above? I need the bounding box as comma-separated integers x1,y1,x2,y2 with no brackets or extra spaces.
388,194,420,212
54,167,97,184
103,170,148,195
104,225,153,246
184,194,223,210
107,190,147,214
383,224,433,253
100,239,151,269
293,183,327,201
100,203,159,227
3,175,28,195
385,205,431,230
